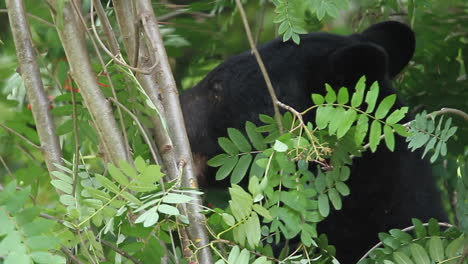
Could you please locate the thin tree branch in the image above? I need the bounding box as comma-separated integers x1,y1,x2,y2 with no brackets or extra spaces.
6,0,63,177
432,107,468,122
100,239,142,264
70,0,132,162
108,98,162,166
0,123,41,149
0,8,55,27
61,246,85,264
0,155,15,180
90,0,120,54
48,0,128,164
137,1,213,263
158,9,214,21
235,0,283,133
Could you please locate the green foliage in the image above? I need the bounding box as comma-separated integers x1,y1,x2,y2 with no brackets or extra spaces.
0,181,66,264
407,111,458,163
359,219,466,264
313,76,408,152
272,0,349,44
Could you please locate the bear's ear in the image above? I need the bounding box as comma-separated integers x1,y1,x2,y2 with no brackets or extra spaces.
361,21,415,78
328,43,389,87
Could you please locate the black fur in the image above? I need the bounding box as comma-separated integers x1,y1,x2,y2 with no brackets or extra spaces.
180,21,446,263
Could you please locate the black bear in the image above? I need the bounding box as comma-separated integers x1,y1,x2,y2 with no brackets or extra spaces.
180,21,446,263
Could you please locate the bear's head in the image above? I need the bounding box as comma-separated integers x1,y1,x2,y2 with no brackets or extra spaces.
180,21,415,170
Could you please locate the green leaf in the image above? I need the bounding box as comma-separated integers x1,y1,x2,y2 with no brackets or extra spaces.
412,218,427,238
59,194,76,206
229,185,253,221
162,193,194,204
51,171,73,184
84,187,111,201
207,154,229,167
393,251,414,264
259,114,274,124
134,156,146,173
228,128,252,153
135,207,159,227
445,236,464,257
237,248,250,264
422,137,437,159
158,204,180,215
222,213,235,226
365,81,379,113
227,246,240,263
386,107,408,125
273,140,288,152
216,156,239,181
328,107,346,135
95,174,120,194
253,204,272,220
375,94,396,119
369,120,382,152
312,93,325,105
140,164,164,183
336,181,350,196
394,124,410,137
410,243,430,264
252,256,269,264
428,237,444,262
50,180,72,194
355,115,369,146
316,106,334,129
337,109,357,138
218,137,239,155
318,193,330,217
118,160,137,178
325,84,337,103
389,229,413,243
108,164,129,186
231,154,253,184
245,212,261,247
428,218,440,236
351,76,366,107
315,172,326,192
384,125,395,151
246,122,267,150
337,87,349,104
328,188,342,210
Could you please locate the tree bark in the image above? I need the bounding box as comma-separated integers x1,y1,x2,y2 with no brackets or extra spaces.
6,0,63,176
48,0,129,165
136,1,213,263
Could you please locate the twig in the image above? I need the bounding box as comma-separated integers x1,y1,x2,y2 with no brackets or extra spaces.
235,0,283,134
0,155,15,180
431,107,468,122
0,9,55,27
358,222,453,262
0,123,41,149
61,246,84,264
40,212,65,224
158,9,214,21
108,98,162,166
69,75,80,196
100,239,142,264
